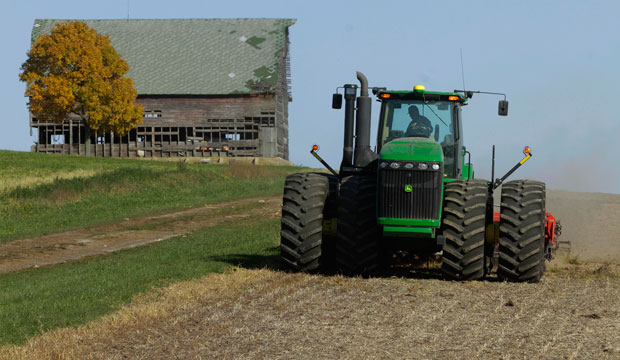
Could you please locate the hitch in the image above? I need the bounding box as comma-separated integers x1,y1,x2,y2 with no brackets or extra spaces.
310,145,338,177
545,213,570,260
492,145,532,190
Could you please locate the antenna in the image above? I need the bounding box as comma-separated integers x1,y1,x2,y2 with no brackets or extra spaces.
460,48,466,93
126,0,130,20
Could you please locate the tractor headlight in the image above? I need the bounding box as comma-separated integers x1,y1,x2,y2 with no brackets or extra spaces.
432,164,440,170
418,163,428,170
379,161,388,169
404,163,415,169
389,162,401,169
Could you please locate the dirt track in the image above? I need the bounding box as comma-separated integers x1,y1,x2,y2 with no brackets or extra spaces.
0,196,282,274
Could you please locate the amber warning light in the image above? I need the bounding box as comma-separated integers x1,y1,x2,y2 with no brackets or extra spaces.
448,96,459,101
379,93,391,99
312,144,319,151
523,146,531,155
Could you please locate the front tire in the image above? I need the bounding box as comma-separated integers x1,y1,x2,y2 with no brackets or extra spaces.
280,172,331,272
440,179,489,280
335,175,380,275
497,180,547,283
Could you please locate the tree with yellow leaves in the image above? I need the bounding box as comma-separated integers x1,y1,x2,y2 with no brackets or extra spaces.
20,21,143,154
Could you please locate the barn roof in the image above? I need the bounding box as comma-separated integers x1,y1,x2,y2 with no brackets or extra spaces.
30,18,295,95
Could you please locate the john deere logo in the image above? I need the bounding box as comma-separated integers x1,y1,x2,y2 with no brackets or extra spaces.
404,185,413,193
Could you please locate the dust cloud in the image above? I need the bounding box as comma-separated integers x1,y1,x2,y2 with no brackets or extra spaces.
547,189,620,263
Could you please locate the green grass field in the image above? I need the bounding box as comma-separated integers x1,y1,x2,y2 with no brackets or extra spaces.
0,151,299,345
0,216,281,345
0,150,297,243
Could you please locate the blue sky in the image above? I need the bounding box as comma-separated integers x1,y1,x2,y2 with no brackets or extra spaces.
2,0,619,194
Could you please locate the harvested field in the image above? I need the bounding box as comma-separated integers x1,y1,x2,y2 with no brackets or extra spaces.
2,266,619,359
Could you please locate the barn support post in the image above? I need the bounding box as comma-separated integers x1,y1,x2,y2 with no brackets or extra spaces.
69,119,73,155
77,121,81,155
85,120,91,157
151,126,154,157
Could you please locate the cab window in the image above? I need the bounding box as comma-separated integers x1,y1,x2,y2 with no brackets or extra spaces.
379,99,457,176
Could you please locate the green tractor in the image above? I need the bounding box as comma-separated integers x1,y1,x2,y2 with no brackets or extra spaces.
280,72,558,282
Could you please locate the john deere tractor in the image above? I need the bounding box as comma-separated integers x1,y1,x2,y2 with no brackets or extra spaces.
280,72,558,282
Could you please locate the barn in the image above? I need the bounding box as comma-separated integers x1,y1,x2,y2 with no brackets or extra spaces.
28,18,295,159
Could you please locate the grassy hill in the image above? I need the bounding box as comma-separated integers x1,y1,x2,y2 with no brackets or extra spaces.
0,151,298,243
0,150,306,345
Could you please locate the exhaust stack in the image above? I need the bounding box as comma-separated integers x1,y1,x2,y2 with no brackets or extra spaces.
341,84,357,169
353,71,377,167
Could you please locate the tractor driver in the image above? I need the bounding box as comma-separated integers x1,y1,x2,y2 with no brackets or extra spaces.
405,106,433,138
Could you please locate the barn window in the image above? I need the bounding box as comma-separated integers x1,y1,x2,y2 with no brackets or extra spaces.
143,110,162,118
51,134,65,145
247,111,275,126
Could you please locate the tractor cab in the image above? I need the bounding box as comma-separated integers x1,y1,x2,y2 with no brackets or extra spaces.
376,86,467,180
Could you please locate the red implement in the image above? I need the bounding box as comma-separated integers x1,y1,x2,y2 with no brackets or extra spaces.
545,212,558,247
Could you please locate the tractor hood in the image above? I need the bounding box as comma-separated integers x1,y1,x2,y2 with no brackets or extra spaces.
380,138,444,162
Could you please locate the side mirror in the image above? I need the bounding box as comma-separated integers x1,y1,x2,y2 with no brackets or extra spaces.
332,93,342,109
498,100,509,116
434,124,440,142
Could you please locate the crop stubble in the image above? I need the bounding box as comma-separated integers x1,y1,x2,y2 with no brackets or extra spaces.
2,266,619,360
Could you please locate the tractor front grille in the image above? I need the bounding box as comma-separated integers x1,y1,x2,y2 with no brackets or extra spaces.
378,166,442,220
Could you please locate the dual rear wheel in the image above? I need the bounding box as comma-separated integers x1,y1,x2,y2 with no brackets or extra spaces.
280,173,379,275
439,179,547,282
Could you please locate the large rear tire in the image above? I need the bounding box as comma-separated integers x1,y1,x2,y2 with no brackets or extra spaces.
280,172,332,272
440,179,489,280
335,175,380,275
497,180,547,283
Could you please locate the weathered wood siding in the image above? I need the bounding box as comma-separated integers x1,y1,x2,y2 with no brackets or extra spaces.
136,95,275,126
31,94,290,159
